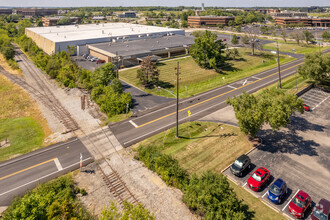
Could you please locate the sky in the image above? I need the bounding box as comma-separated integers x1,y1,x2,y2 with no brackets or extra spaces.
0,0,329,8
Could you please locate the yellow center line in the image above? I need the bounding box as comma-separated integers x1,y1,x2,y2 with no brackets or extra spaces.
0,158,57,181
137,62,302,128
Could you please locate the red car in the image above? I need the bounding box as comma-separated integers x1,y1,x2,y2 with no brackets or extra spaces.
311,199,330,220
96,59,105,64
288,190,312,219
247,167,270,192
303,104,310,111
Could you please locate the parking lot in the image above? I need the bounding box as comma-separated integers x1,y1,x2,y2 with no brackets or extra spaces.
300,88,330,111
223,89,330,219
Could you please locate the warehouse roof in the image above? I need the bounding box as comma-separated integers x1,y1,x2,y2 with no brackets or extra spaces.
87,35,195,57
25,23,184,43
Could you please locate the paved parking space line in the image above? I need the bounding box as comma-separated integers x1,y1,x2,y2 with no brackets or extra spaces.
129,120,138,128
226,174,238,185
303,94,325,100
312,96,329,110
242,182,247,187
227,85,236,89
282,189,299,212
262,190,268,198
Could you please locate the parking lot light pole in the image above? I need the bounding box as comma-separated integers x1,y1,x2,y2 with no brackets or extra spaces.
116,51,119,78
176,62,179,138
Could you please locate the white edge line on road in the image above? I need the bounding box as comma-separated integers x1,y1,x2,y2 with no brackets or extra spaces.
54,158,63,171
282,189,300,212
251,75,260,79
262,190,268,198
132,58,304,121
312,96,329,110
129,120,138,128
242,182,247,187
0,157,93,197
0,138,79,168
123,70,296,145
227,85,236,89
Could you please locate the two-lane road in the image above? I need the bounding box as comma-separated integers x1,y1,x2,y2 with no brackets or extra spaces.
110,55,316,147
0,138,93,206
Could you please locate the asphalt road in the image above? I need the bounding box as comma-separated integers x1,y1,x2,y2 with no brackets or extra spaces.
0,138,93,206
111,55,309,147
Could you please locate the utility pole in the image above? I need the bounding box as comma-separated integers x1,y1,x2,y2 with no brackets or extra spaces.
116,51,119,78
276,41,282,89
175,61,179,138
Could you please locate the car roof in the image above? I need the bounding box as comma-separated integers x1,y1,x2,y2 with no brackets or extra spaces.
255,167,268,176
273,178,284,188
237,154,249,162
296,190,309,201
316,199,330,214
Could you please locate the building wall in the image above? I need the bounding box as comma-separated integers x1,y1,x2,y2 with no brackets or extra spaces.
188,16,234,27
0,9,12,15
275,17,330,27
89,50,111,62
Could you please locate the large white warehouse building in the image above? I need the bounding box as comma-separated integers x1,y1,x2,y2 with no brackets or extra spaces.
25,23,185,55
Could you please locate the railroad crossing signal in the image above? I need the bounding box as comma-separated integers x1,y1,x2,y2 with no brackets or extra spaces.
188,110,191,117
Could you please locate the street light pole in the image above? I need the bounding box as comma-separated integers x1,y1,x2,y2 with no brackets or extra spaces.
176,61,179,138
116,51,119,78
276,41,282,89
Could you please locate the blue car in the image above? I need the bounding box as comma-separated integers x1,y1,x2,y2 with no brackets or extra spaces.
267,178,287,204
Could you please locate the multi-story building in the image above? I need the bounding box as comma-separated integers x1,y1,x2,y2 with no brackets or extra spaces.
0,8,12,15
42,16,81,27
272,12,308,18
117,11,137,18
15,8,58,17
275,17,330,27
188,16,235,27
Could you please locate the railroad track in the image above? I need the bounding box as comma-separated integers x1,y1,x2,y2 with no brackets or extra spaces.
0,48,138,206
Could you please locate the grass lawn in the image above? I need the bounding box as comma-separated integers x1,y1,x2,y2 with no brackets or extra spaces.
0,118,44,162
0,75,50,161
120,48,295,98
136,121,284,219
262,41,329,54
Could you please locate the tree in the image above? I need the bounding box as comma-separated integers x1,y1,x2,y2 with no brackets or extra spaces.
280,31,287,42
137,56,159,86
36,19,43,27
236,25,242,32
189,30,226,69
231,34,239,45
297,52,330,83
234,16,244,26
245,29,262,56
303,30,314,44
227,89,304,138
241,35,249,44
92,62,116,87
57,17,72,25
291,31,304,46
260,26,269,34
322,31,330,39
181,20,188,28
110,78,123,94
228,20,235,26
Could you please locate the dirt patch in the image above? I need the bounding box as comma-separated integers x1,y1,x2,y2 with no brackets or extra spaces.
0,54,21,76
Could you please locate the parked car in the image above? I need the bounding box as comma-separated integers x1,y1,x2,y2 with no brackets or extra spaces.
87,56,96,61
247,167,270,192
230,154,251,177
96,59,105,64
267,178,287,204
303,104,310,111
288,190,312,219
223,38,227,41
237,36,240,39
311,199,330,220
91,57,99,62
82,54,89,59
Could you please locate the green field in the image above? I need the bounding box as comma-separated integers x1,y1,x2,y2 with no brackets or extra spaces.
0,117,44,162
262,41,328,54
136,122,285,220
120,48,295,98
0,75,50,161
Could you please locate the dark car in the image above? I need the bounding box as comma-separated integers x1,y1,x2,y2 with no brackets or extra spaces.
311,199,330,220
96,59,105,64
267,178,287,204
288,190,312,219
247,167,270,192
230,154,251,177
82,54,89,59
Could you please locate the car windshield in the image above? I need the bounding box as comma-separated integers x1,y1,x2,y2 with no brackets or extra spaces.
234,160,243,168
251,173,261,182
270,184,281,195
313,209,327,220
292,197,304,208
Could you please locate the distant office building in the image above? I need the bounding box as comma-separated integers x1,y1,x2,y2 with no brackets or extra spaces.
92,16,106,20
15,8,58,17
275,17,330,27
241,8,280,14
272,12,308,18
117,11,137,18
300,6,324,12
42,16,81,27
188,16,235,27
0,8,12,15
